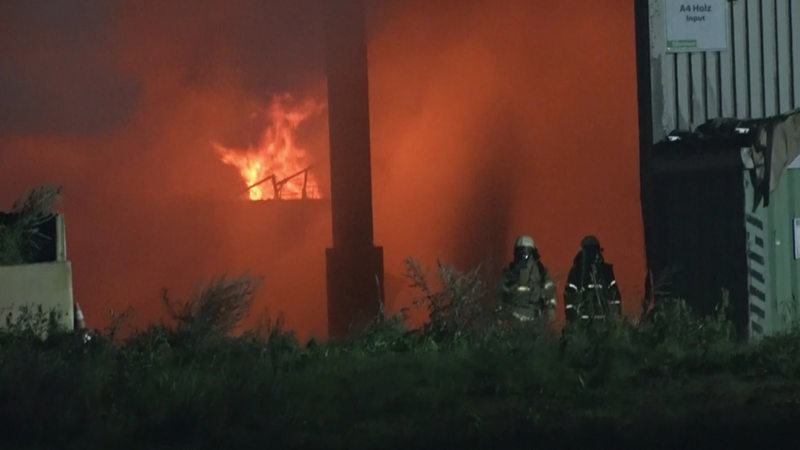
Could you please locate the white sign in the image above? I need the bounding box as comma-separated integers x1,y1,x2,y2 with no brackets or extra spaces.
665,0,728,52
795,218,800,260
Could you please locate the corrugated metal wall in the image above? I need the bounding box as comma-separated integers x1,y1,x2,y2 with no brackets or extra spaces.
650,0,800,141
647,0,800,339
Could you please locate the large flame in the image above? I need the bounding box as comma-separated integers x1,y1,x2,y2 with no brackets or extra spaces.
214,94,324,200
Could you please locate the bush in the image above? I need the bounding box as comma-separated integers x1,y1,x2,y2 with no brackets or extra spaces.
5,258,792,449
404,257,487,344
0,304,68,340
0,184,62,265
162,273,261,338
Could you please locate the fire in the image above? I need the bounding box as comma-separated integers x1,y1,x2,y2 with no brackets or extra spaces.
214,94,324,200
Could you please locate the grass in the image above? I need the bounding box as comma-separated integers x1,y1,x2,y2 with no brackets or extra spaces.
2,320,799,450
0,255,798,449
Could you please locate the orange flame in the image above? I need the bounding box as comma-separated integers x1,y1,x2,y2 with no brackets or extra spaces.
214,94,324,200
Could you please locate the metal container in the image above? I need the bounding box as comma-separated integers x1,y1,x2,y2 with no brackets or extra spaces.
745,161,800,338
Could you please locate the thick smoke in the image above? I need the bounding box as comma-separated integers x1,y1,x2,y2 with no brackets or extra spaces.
0,0,332,337
0,0,645,338
0,0,138,136
367,0,646,321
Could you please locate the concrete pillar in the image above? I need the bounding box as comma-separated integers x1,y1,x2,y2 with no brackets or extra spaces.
324,0,384,339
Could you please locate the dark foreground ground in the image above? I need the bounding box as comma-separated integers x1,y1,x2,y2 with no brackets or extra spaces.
2,312,800,450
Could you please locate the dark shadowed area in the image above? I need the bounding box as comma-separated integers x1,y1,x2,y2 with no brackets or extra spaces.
0,0,644,338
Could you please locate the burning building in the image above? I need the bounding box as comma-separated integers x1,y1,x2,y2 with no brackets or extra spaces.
0,0,646,339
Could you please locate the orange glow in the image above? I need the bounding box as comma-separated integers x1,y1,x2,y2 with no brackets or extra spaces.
1,0,646,341
214,94,324,200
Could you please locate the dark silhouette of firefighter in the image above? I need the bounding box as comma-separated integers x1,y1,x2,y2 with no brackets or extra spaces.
499,235,556,324
564,235,621,323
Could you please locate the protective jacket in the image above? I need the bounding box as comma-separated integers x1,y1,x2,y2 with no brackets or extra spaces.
501,258,556,322
564,251,621,322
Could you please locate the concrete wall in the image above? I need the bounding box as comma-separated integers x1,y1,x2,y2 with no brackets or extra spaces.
0,213,74,331
0,262,74,331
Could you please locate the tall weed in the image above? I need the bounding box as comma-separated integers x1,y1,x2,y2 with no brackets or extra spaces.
162,273,261,338
404,257,487,344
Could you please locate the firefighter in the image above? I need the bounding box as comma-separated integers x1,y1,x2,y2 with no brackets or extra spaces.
499,235,556,324
564,235,621,323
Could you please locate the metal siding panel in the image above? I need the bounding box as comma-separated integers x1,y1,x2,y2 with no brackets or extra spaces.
762,0,779,117
661,52,678,135
745,175,769,337
749,268,765,284
743,168,800,336
707,52,722,119
750,301,765,319
650,0,670,140
719,7,735,117
691,52,707,125
790,172,800,325
732,0,750,117
746,213,764,229
776,0,793,113
747,249,765,265
765,169,800,331
784,170,800,328
758,176,777,334
646,1,800,339
767,181,782,329
747,0,765,118
749,280,767,301
749,283,767,303
792,1,800,108
764,203,775,334
676,52,691,129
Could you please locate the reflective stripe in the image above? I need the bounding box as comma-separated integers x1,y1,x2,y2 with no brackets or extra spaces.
544,280,554,289
580,315,606,320
565,304,575,310
610,300,621,304
567,283,579,290
512,311,537,322
587,284,600,288
609,280,617,288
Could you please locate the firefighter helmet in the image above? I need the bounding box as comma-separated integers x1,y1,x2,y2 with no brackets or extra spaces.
580,235,600,249
514,235,536,249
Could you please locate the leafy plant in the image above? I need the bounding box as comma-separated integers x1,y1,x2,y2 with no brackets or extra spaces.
0,304,66,339
162,273,261,338
4,253,793,449
0,184,62,265
638,290,734,349
404,257,488,344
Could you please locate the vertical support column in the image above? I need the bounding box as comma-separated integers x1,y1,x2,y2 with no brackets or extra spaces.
636,0,657,301
324,0,384,339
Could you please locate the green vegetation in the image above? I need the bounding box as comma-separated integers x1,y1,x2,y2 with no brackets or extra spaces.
1,265,799,450
0,184,62,265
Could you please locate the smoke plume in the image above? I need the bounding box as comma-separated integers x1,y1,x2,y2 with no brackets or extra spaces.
0,0,644,338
